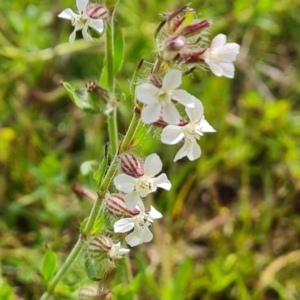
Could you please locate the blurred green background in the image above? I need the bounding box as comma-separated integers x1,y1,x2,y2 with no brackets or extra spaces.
1,0,300,299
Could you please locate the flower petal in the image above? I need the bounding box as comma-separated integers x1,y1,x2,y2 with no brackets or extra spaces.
144,153,162,177
211,34,226,49
186,97,204,123
148,206,163,219
114,218,135,233
58,8,77,20
141,103,161,124
199,119,216,132
206,60,224,77
82,25,94,42
124,192,144,210
153,173,171,190
218,43,240,62
162,70,182,90
76,0,88,12
69,29,77,44
89,19,104,33
162,102,180,125
172,90,194,108
136,83,159,105
125,229,143,247
187,140,201,161
219,62,235,78
141,227,154,243
174,142,189,162
161,125,184,144
114,174,135,193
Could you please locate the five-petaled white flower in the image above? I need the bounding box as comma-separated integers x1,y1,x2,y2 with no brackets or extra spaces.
114,153,171,210
114,205,162,247
58,0,104,44
203,34,240,78
135,70,195,125
161,97,215,161
108,242,130,259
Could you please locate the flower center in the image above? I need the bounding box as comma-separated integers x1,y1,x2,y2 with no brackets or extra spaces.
135,177,153,196
184,123,199,142
210,49,221,62
72,12,89,28
157,89,171,106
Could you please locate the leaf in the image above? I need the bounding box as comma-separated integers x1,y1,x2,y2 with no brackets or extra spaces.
61,82,101,114
40,249,57,285
113,25,124,75
94,146,109,185
80,217,88,233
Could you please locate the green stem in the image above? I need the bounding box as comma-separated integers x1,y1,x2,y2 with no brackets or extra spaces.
105,15,119,156
107,107,118,156
120,111,141,152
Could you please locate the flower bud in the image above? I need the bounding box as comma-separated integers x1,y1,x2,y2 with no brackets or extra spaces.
104,193,140,217
85,81,109,102
177,49,206,64
120,154,144,178
177,20,211,38
79,286,112,300
164,36,186,52
163,6,189,33
86,4,109,20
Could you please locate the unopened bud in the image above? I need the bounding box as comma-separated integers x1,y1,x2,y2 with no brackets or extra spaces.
177,49,206,64
164,36,186,52
120,154,144,178
178,20,211,38
86,4,109,20
104,194,140,217
79,285,112,300
149,74,162,88
163,6,190,33
85,81,109,102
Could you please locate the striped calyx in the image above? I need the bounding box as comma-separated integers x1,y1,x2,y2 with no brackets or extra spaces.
120,154,144,178
88,235,112,258
86,4,109,20
104,194,140,217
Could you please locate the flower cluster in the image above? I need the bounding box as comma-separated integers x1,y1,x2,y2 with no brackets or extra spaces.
58,1,240,281
156,7,240,78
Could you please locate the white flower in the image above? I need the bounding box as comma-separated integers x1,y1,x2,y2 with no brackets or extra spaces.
203,34,240,78
161,97,215,161
135,70,195,125
108,242,130,259
58,0,104,44
114,153,171,210
114,206,162,247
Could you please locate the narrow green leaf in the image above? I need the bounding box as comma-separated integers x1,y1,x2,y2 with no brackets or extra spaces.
94,147,109,185
80,217,89,233
113,25,124,75
40,249,57,285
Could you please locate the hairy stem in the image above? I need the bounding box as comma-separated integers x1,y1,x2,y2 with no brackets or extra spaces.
105,14,119,156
